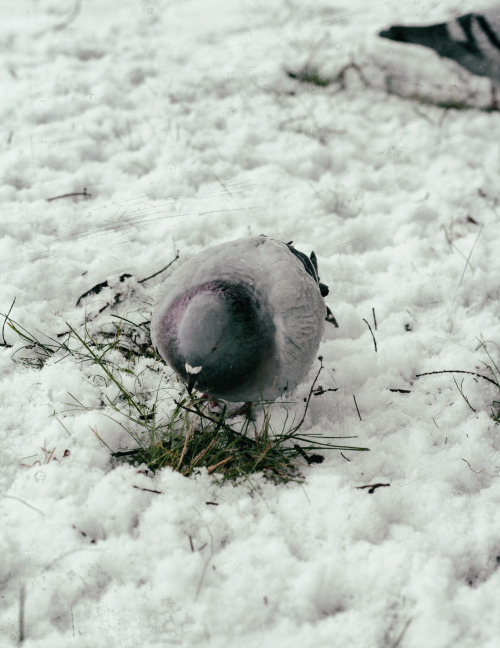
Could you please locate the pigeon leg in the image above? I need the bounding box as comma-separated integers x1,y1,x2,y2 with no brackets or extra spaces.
227,402,254,419
198,393,222,412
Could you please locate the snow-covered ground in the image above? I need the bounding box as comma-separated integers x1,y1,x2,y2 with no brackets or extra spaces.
2,1,500,646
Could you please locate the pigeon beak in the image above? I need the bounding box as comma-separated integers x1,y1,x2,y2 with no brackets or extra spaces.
185,363,203,394
186,372,197,394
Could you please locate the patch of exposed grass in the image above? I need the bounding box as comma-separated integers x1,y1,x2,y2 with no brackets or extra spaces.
2,311,368,483
287,66,331,87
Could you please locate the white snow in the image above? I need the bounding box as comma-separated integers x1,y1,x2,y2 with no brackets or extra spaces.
2,1,500,646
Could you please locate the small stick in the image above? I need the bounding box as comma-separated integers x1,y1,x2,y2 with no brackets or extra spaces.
372,307,377,330
4,495,45,516
363,318,377,352
313,387,338,396
207,456,234,474
391,618,412,648
353,394,362,421
461,458,483,474
132,485,163,494
356,483,390,494
138,252,180,284
456,224,483,291
291,356,324,433
47,187,90,202
416,370,499,388
293,444,313,465
340,452,351,461
389,388,411,393
453,377,476,413
19,584,25,643
111,449,142,458
1,296,16,347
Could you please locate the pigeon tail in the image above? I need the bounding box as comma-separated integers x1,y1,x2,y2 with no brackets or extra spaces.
379,10,500,84
379,23,450,56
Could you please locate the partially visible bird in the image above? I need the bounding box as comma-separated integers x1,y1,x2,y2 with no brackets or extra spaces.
379,8,500,84
151,235,329,403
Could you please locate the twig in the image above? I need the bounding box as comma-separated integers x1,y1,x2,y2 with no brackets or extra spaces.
356,483,390,494
76,273,131,307
291,357,324,433
313,387,338,396
353,395,362,421
453,377,476,413
19,584,26,644
1,297,16,347
462,458,483,473
190,437,220,468
416,370,499,388
111,449,142,458
4,495,45,516
52,0,82,31
389,388,411,393
442,225,475,269
340,452,351,461
391,618,412,648
207,456,234,473
138,252,180,284
456,224,484,291
372,307,377,330
363,318,377,352
132,485,163,494
47,187,90,202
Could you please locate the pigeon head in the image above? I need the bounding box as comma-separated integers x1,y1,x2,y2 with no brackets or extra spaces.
156,280,277,400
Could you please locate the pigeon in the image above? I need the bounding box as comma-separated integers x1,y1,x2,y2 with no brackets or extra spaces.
379,8,500,84
151,235,328,403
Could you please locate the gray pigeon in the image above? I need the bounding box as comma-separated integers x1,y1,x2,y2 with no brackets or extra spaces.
151,235,328,403
379,8,500,84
